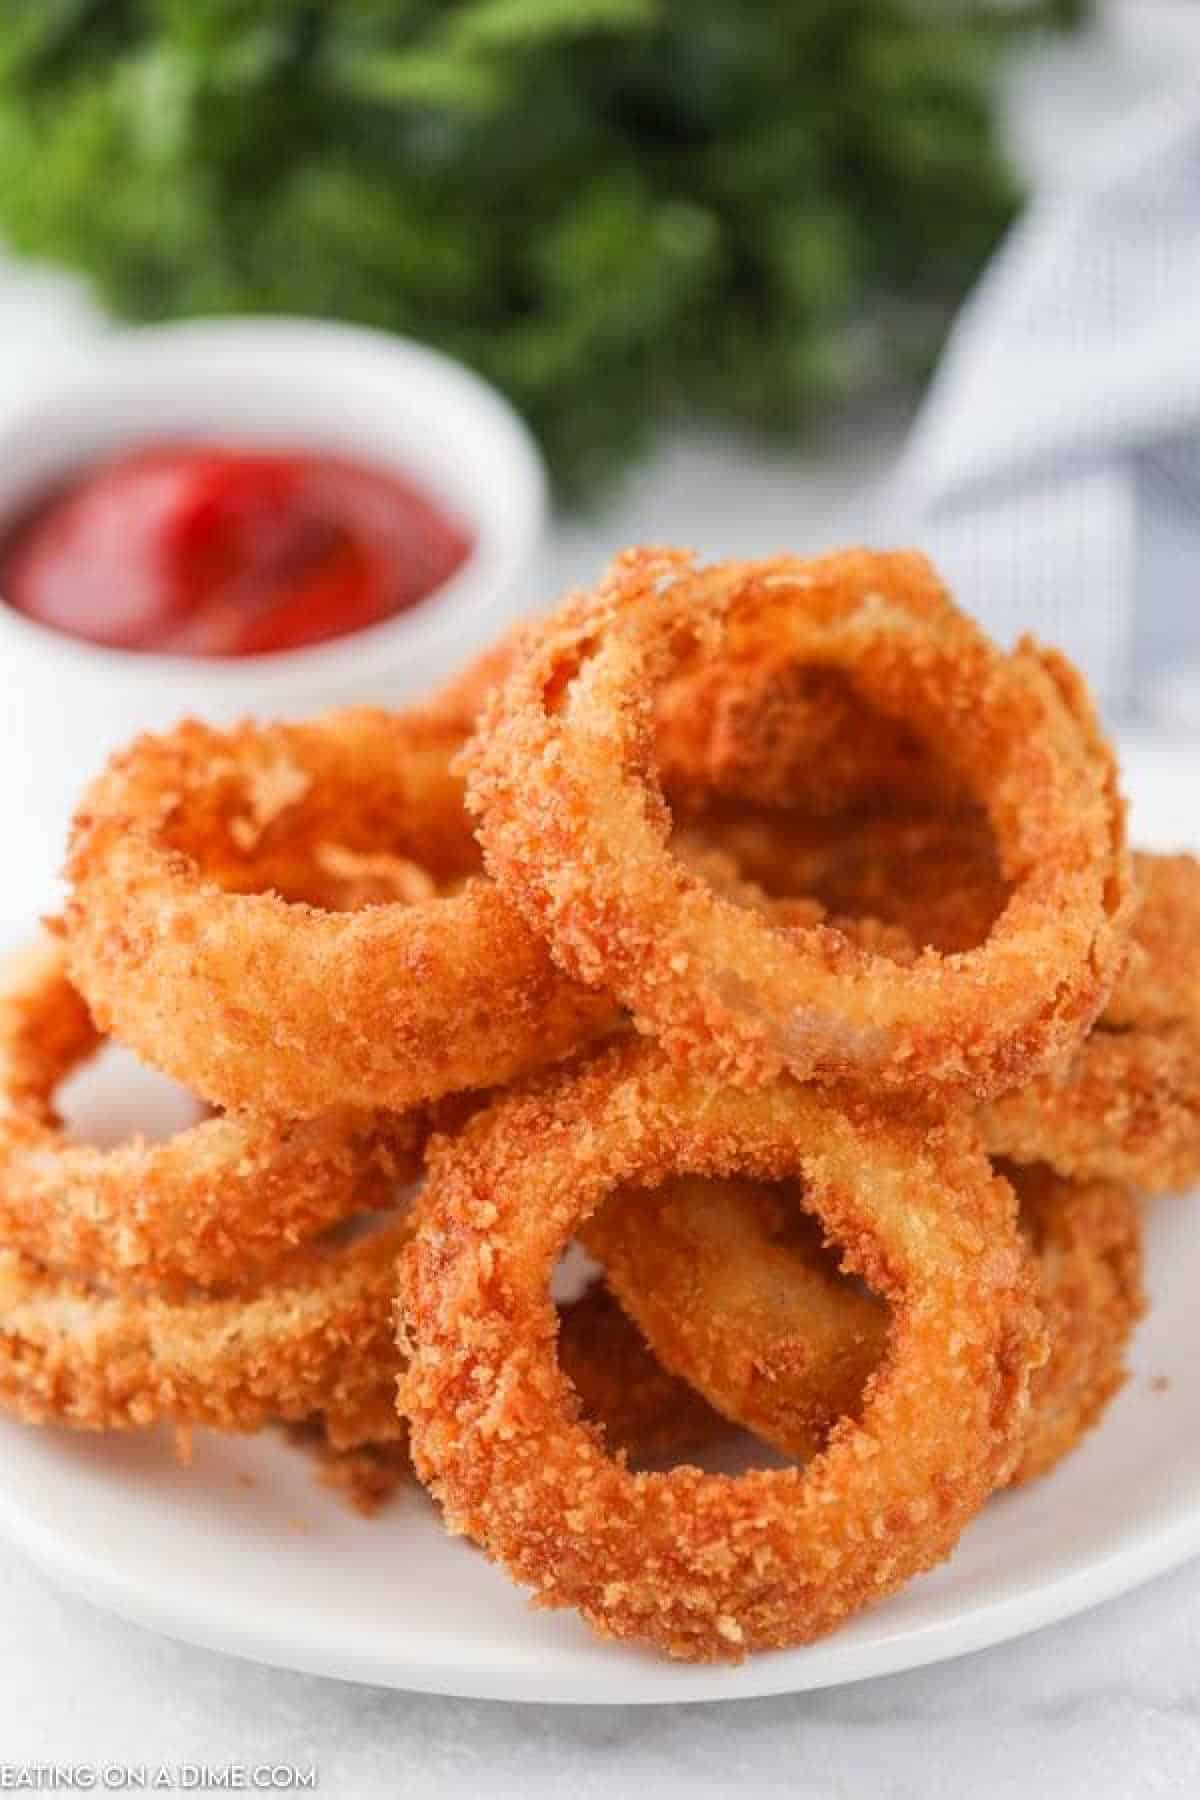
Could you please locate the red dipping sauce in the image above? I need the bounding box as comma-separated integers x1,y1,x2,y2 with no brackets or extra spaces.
0,444,473,656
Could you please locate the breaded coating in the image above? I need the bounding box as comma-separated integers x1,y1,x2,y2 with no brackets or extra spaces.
982,1025,1200,1194
0,935,418,1290
557,1281,726,1464
0,1217,413,1442
1105,852,1200,1031
684,803,1009,955
398,1040,1043,1662
663,834,1200,1194
658,659,963,819
1005,1164,1144,1485
64,709,613,1119
583,1176,883,1462
584,1163,1142,1487
464,548,1131,1100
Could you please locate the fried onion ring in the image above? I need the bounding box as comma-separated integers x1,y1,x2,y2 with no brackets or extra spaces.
583,1162,1142,1488
673,825,1200,1192
398,1039,1042,1661
680,803,1009,956
0,1216,413,1444
581,1176,884,1467
1009,1164,1144,1484
0,936,420,1290
558,1281,726,1465
434,623,966,819
670,823,1200,1191
657,657,964,819
464,548,1131,1098
981,1026,1200,1194
1105,852,1200,1031
64,709,614,1117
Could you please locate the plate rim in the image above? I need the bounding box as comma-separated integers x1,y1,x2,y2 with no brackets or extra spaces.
1,1415,1198,1706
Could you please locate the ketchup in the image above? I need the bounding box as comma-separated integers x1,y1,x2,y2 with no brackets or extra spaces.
0,445,473,656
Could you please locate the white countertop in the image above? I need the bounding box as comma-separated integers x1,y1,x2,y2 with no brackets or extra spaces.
3,1532,1199,1798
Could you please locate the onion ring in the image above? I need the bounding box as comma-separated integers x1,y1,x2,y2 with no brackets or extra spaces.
0,1216,414,1444
673,821,1200,1190
0,935,420,1291
680,803,1010,956
434,623,966,819
0,1187,728,1480
1009,1164,1144,1484
1104,852,1200,1031
296,1277,729,1516
674,824,1200,1192
464,548,1131,1098
581,1175,885,1467
982,856,1200,1197
0,936,422,1288
981,1026,1200,1194
583,1162,1142,1488
657,657,964,818
398,1039,1042,1661
64,709,614,1117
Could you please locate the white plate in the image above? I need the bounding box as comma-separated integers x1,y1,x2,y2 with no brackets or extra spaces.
0,732,1196,1705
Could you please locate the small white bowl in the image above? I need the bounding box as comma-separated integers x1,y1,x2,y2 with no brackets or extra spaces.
0,316,546,881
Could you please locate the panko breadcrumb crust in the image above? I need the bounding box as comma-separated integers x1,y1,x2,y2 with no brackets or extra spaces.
63,708,614,1119
584,1162,1143,1488
1007,1164,1145,1485
398,1040,1044,1662
3,544,1173,1621
0,1216,414,1443
463,548,1132,1101
0,935,421,1291
582,1175,884,1463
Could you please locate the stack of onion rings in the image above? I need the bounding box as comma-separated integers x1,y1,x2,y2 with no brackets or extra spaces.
2,540,1188,1664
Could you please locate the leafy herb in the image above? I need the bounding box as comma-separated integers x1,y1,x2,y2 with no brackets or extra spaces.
0,0,1084,493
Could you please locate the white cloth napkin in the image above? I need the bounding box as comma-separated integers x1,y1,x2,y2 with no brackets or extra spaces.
885,39,1200,721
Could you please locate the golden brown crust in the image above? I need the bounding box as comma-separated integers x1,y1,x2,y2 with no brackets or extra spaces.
970,849,1199,1193
658,658,964,819
582,1176,885,1464
660,830,1200,1194
64,709,614,1117
1106,852,1200,1031
398,1039,1043,1662
0,1216,413,1442
435,623,965,819
584,1164,1142,1488
558,1281,726,1465
0,936,420,1290
297,1278,729,1518
981,1025,1200,1194
683,803,1009,955
1005,1165,1144,1485
464,548,1131,1100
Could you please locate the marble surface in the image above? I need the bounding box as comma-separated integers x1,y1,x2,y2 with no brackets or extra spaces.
2,1532,1199,1797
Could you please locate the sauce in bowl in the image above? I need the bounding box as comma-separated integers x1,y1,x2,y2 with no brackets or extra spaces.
0,444,473,656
